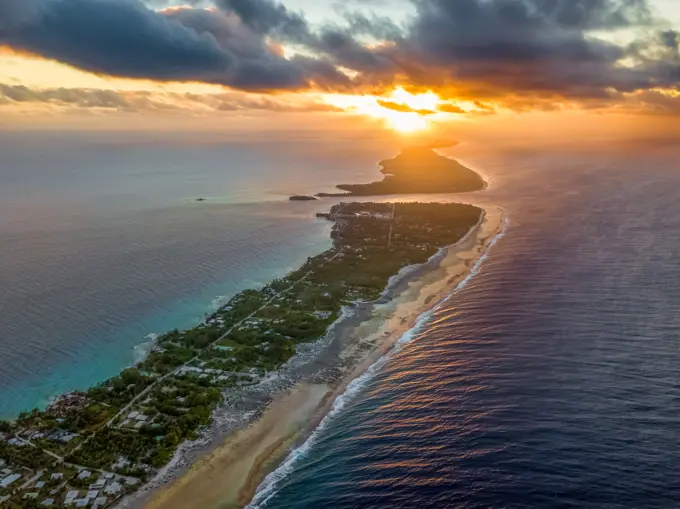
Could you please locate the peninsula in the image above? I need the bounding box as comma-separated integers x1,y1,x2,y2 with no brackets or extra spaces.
0,201,483,509
335,147,485,195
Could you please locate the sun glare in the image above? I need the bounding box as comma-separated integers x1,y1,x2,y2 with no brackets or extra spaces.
382,111,430,133
323,87,454,134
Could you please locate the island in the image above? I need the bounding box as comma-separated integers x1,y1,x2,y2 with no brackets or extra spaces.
288,195,318,201
0,201,483,509
335,147,485,195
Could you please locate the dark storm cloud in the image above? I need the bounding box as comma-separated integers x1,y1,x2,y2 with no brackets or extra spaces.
0,0,344,90
216,0,313,42
369,0,675,99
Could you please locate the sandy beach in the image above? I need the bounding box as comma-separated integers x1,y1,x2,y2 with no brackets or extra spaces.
124,205,505,509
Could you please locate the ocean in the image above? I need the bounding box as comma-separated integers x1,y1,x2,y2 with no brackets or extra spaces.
250,141,680,508
0,130,391,418
5,132,680,508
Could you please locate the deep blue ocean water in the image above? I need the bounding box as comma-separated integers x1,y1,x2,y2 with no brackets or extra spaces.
252,143,680,508
0,131,391,418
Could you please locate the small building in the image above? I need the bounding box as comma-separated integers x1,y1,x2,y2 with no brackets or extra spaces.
127,411,139,420
87,490,99,499
35,481,46,489
104,481,123,496
93,496,108,509
50,473,64,481
77,470,92,480
75,499,90,507
23,492,39,499
41,499,55,506
112,456,131,471
65,490,80,500
0,473,21,488
89,479,106,490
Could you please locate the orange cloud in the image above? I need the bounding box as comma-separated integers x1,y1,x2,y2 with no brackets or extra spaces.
376,99,435,115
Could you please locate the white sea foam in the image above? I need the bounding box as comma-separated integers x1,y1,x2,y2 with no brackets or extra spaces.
132,333,158,365
210,294,230,310
247,213,509,508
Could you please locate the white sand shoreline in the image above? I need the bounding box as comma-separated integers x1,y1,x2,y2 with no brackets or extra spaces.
119,204,506,509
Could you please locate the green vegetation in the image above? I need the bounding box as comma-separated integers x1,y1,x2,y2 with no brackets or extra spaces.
336,148,485,195
0,201,482,509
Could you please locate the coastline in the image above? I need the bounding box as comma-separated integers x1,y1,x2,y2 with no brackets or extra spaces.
131,206,506,509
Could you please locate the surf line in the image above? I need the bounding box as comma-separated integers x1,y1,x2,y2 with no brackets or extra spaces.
247,211,509,508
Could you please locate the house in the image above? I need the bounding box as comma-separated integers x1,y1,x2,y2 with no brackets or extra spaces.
75,499,90,507
127,411,139,420
41,499,55,506
87,490,99,499
48,430,78,443
50,473,64,481
77,470,92,480
134,421,145,430
104,481,123,495
23,492,39,499
7,438,25,446
0,473,21,488
92,496,108,509
65,490,79,502
112,456,130,470
89,478,106,490
35,481,46,489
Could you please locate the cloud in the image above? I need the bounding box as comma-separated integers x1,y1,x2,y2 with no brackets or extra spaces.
376,98,434,114
0,82,343,113
363,0,674,100
436,103,465,114
1,0,679,115
0,83,134,108
0,0,346,91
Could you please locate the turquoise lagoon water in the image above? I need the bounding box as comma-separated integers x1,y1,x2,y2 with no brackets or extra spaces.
0,130,392,418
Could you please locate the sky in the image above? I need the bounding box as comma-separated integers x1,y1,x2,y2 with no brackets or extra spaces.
1,0,680,135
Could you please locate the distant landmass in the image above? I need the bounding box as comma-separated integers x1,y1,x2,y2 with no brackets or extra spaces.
335,147,485,196
289,195,318,201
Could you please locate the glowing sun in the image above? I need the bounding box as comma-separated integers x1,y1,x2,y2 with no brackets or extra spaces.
324,87,448,133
